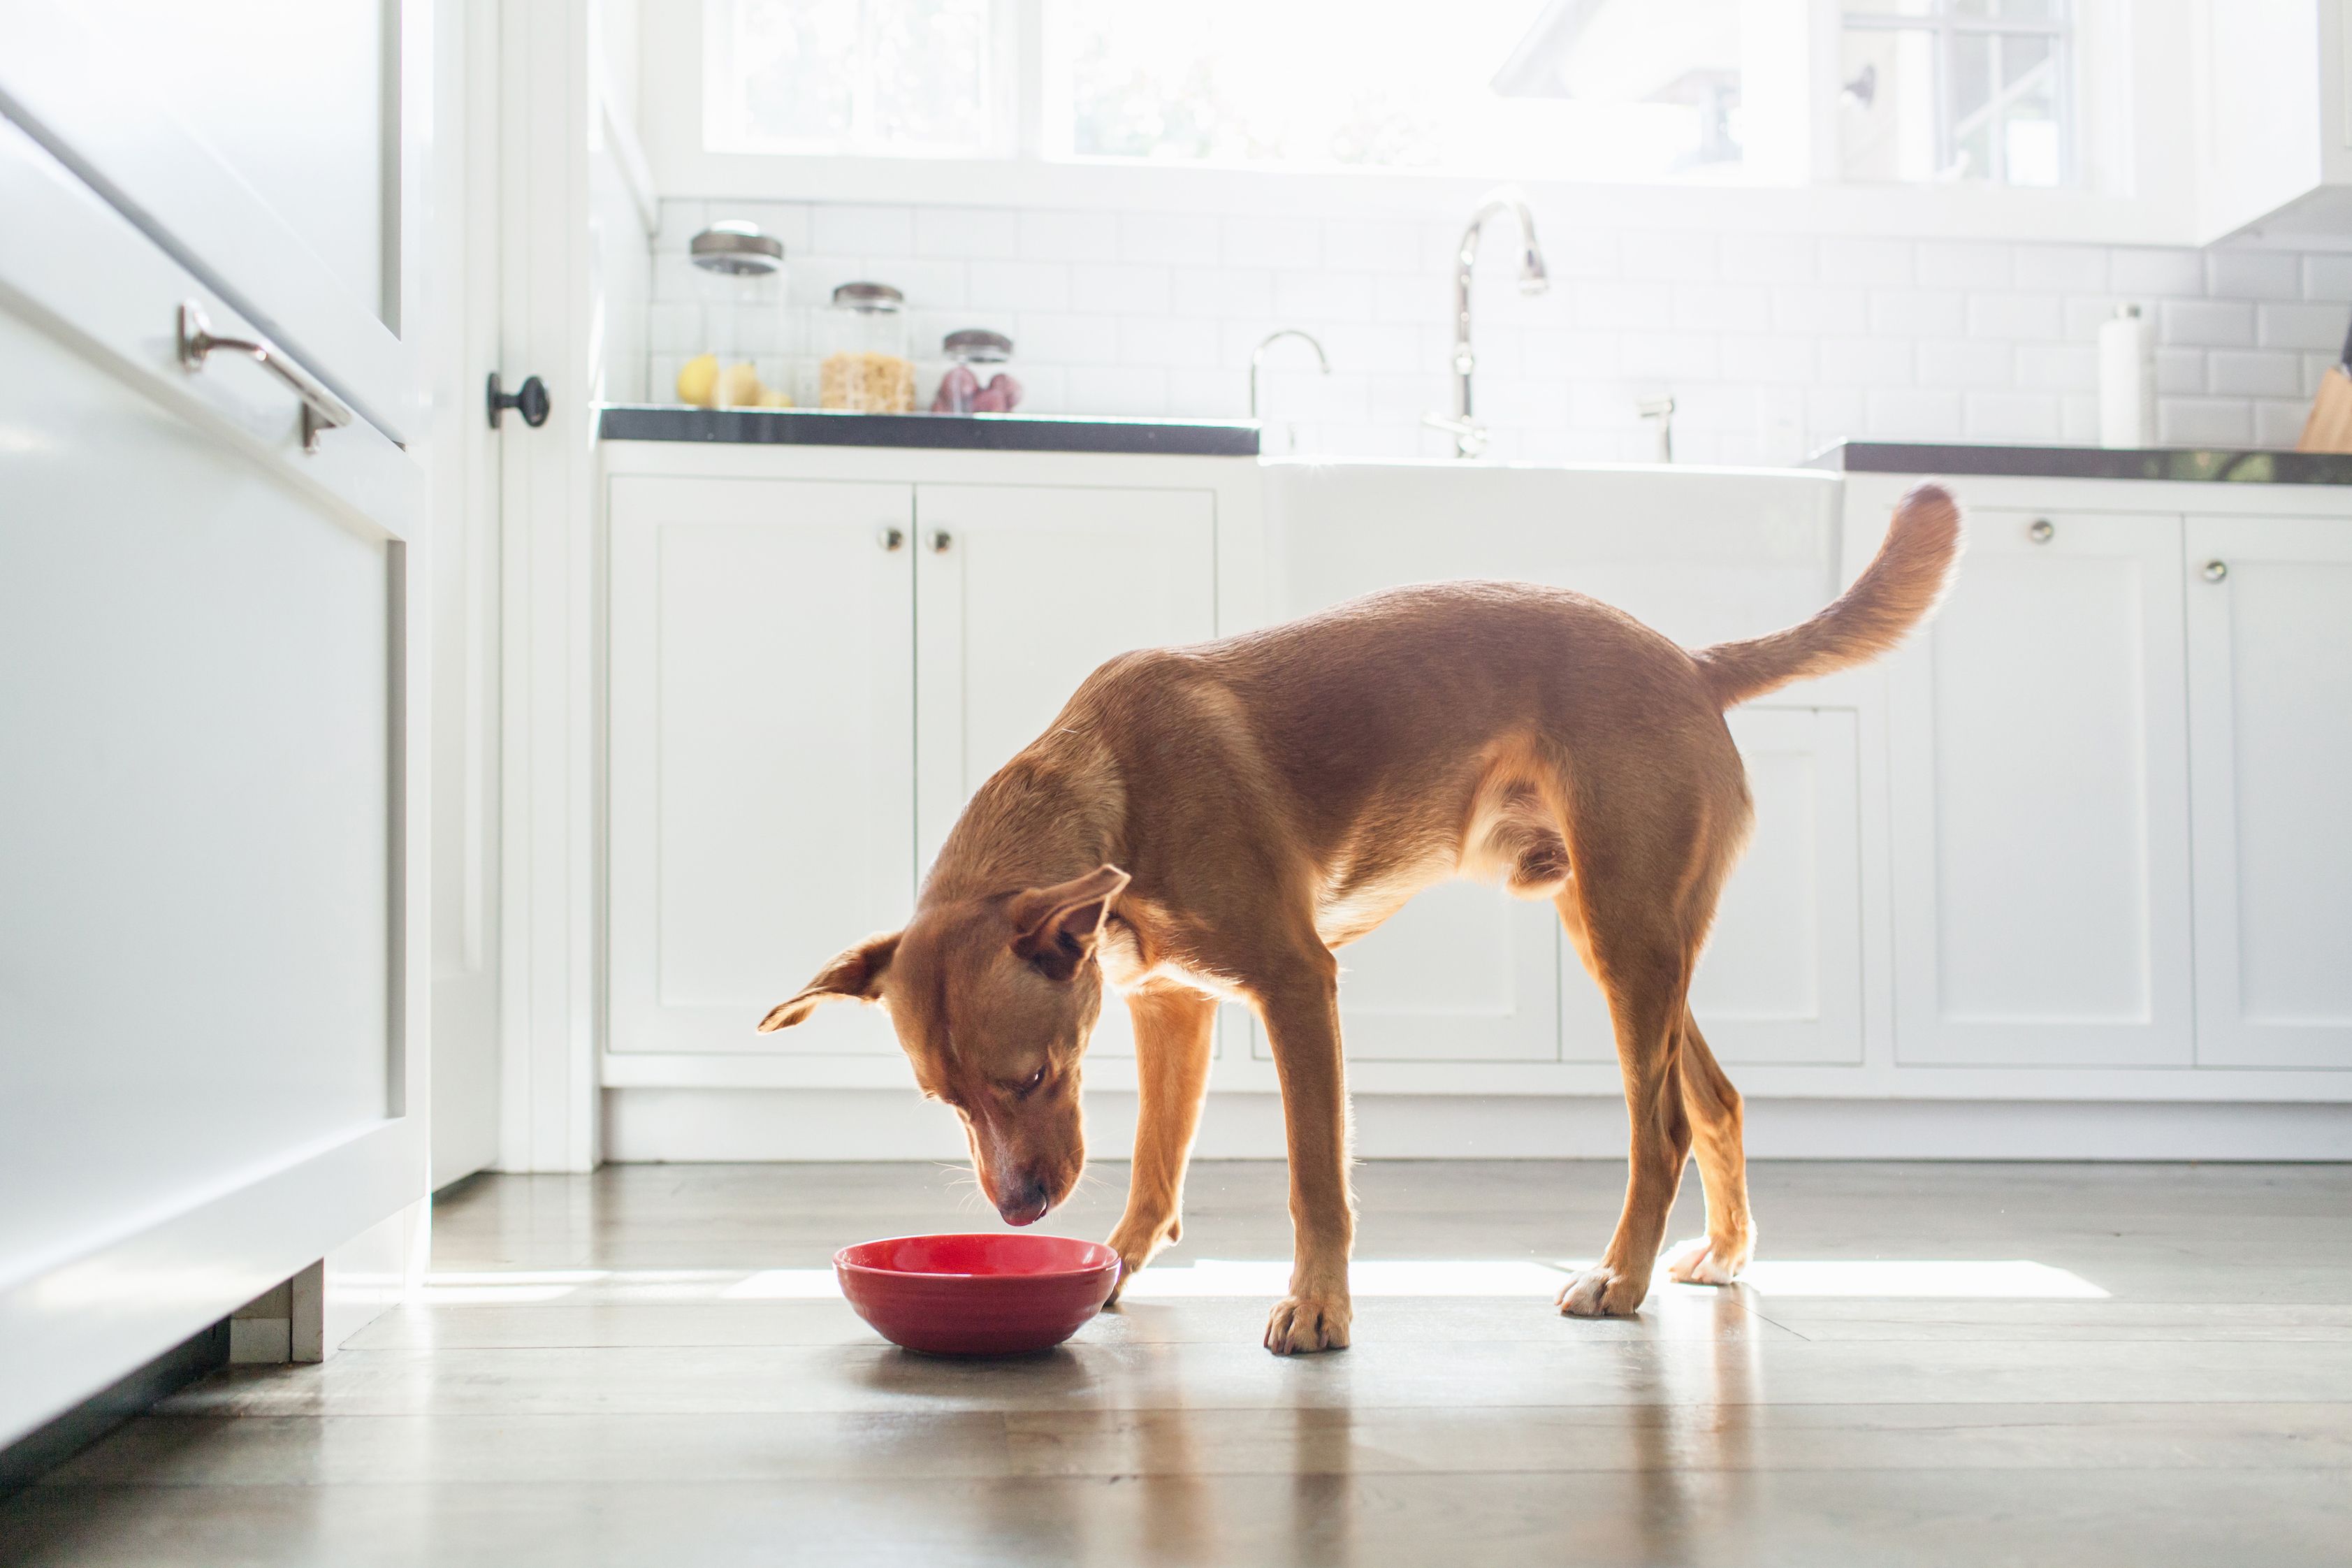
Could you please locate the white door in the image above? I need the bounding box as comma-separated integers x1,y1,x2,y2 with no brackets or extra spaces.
2184,515,2352,1070
0,0,427,1446
1887,508,2193,1068
913,484,1218,1059
608,477,917,1059
427,0,502,1186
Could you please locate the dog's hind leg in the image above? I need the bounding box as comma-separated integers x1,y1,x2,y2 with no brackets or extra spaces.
1103,984,1217,1304
1662,1010,1755,1286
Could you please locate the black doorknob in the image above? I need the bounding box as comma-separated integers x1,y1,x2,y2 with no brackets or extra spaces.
487,372,551,430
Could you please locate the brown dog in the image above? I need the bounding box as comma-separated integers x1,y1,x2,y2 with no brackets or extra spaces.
761,484,1962,1353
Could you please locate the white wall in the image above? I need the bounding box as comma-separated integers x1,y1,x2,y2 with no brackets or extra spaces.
643,195,2350,464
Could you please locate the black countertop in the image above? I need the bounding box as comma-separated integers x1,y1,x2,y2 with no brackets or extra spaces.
1808,440,2352,485
598,405,1260,457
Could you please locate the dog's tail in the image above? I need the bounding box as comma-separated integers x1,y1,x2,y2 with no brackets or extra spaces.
1692,482,1963,709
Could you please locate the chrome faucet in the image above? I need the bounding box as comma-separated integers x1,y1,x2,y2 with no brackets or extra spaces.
1424,187,1549,458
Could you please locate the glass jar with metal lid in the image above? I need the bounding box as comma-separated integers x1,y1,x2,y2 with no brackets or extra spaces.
930,328,1023,414
817,282,914,412
678,220,788,409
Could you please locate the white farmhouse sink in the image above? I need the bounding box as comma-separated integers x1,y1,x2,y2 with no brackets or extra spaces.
1258,458,1848,651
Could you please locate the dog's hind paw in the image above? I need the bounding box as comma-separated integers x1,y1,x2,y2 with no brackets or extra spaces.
1557,1265,1646,1318
1264,1294,1352,1355
1664,1235,1748,1286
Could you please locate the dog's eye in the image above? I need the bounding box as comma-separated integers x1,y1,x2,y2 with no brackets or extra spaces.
1011,1066,1047,1099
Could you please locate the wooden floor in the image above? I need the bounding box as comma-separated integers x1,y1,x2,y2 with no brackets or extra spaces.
7,1159,2351,1566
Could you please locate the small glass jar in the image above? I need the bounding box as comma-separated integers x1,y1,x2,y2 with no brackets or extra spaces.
817,282,914,412
682,222,788,409
930,329,1023,414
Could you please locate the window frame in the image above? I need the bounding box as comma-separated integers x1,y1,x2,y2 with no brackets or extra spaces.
640,0,2205,247
1841,0,2075,188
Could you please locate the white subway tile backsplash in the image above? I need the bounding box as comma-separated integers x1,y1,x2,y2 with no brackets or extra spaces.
1869,289,1968,338
2161,298,2257,347
968,260,1072,311
644,195,2331,453
1966,293,2065,340
1817,337,1913,386
1771,284,1871,335
1171,266,1274,318
917,206,1021,259
1020,210,1119,263
1620,231,1718,282
1065,364,1168,414
2013,342,2098,392
2304,254,2352,302
2109,247,2202,298
1718,231,1815,284
1272,268,1374,322
2205,251,2300,301
1320,217,1426,274
2253,398,2311,447
2207,350,2303,398
1673,282,1772,333
1017,312,1119,365
1963,391,2061,441
1917,337,2013,389
2158,398,2253,446
812,204,913,256
2008,244,2104,293
1119,314,1222,370
1915,240,2012,290
1866,387,1963,437
2258,300,2351,351
1070,263,1171,314
1819,236,1913,286
1121,212,1221,266
1223,215,1322,270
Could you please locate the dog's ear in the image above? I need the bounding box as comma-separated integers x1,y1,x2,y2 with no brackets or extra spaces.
1010,864,1131,982
757,931,901,1032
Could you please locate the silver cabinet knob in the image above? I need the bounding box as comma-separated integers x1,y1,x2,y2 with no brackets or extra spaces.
929,529,952,553
2028,518,2055,544
878,527,905,551
2202,560,2228,583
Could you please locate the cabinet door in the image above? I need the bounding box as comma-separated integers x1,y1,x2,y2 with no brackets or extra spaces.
912,484,1217,1059
609,477,915,1057
1887,509,2192,1067
2185,516,2352,1070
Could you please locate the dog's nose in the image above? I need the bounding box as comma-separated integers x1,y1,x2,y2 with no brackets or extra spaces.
996,1177,1051,1227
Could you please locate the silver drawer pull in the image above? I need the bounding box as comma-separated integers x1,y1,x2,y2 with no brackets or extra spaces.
929,529,952,553
2202,560,2228,583
2027,518,2055,544
177,300,355,454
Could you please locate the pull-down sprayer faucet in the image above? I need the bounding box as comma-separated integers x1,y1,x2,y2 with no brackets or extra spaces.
1424,188,1549,458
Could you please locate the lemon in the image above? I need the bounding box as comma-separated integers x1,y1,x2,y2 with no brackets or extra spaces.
717,361,763,408
675,353,718,407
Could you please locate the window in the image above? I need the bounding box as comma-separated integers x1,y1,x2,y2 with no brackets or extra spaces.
704,0,991,156
1838,0,2071,187
1052,0,1765,183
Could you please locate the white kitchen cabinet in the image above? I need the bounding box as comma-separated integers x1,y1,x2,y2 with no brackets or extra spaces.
608,477,917,1059
0,17,428,1448
2184,515,2352,1070
1887,507,2194,1068
2193,0,2352,241
913,484,1219,1059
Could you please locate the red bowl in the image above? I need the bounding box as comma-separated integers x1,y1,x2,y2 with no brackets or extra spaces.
834,1233,1122,1356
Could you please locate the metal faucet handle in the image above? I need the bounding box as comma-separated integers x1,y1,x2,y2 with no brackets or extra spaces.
1423,410,1489,458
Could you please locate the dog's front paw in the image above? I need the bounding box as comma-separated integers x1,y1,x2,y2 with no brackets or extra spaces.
1556,1265,1646,1318
1264,1293,1352,1355
1664,1233,1751,1286
1100,1219,1179,1308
